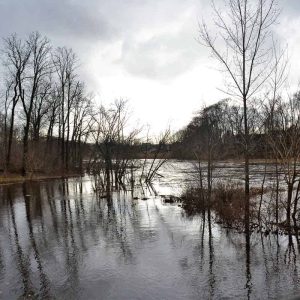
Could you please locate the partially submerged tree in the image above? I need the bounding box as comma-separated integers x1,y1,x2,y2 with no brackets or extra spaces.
267,94,300,230
200,0,280,230
90,100,141,196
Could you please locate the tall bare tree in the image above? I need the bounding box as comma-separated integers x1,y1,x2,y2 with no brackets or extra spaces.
200,0,279,230
20,32,52,176
52,47,78,171
2,34,31,170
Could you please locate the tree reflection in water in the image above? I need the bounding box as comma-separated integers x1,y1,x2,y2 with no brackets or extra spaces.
0,177,300,299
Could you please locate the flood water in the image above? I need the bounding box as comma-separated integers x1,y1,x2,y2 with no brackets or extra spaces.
0,161,300,299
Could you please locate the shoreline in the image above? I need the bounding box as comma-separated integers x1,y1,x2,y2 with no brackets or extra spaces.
0,173,83,186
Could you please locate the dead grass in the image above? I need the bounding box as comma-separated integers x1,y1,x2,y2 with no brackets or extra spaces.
181,183,268,227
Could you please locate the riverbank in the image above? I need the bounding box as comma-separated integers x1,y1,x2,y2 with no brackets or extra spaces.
0,172,83,185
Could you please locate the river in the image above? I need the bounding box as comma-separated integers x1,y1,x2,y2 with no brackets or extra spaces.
0,160,299,299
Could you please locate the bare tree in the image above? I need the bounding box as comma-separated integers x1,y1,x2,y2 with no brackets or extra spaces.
200,0,280,230
31,77,52,141
46,88,60,143
267,94,300,230
90,100,141,196
20,32,52,176
0,32,97,175
69,88,94,170
0,80,13,167
52,47,78,171
262,42,288,228
1,34,31,170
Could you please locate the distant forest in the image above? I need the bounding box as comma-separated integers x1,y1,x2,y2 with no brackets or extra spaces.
172,95,300,161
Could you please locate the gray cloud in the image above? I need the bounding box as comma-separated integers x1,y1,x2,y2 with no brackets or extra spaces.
120,26,201,80
0,0,299,126
0,0,204,80
0,0,114,42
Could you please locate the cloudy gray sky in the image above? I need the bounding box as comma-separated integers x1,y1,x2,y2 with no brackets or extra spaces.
0,0,299,134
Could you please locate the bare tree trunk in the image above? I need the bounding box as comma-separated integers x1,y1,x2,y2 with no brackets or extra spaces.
6,103,16,170
275,160,279,227
22,121,31,176
292,180,300,226
207,144,212,226
258,162,267,225
287,182,293,229
243,96,250,232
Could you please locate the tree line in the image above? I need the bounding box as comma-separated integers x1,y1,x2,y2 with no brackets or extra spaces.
0,32,96,176
0,33,171,183
174,93,300,162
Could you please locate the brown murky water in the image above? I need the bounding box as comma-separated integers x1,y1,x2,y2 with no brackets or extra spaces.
0,161,299,299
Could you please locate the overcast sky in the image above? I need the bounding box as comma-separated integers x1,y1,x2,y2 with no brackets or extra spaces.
0,0,300,134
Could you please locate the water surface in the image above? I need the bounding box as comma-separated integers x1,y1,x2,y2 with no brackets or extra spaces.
0,161,299,299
